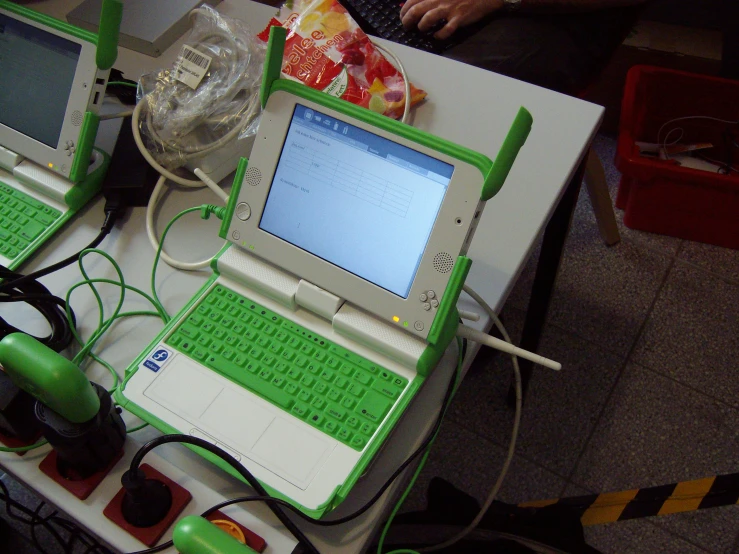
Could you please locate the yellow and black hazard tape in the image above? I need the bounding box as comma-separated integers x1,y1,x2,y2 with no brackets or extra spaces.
518,472,739,526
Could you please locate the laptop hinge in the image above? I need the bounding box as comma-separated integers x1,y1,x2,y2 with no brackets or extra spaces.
295,280,344,321
333,303,427,369
12,161,73,205
216,246,300,310
0,146,23,173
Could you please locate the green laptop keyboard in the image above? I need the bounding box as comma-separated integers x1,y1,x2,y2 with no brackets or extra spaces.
164,285,409,451
0,183,61,261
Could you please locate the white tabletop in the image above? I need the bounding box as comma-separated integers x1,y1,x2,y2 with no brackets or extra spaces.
0,1,603,552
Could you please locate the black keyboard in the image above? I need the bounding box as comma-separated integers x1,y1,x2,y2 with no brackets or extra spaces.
339,0,455,54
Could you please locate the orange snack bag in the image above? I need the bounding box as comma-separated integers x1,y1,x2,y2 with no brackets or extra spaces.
258,0,427,119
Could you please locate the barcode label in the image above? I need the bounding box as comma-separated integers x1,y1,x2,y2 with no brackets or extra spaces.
175,45,212,89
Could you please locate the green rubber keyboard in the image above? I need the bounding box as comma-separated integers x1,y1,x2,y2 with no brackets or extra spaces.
0,182,61,261
165,284,409,451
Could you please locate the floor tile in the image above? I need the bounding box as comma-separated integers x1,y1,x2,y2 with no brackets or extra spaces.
677,240,739,284
448,307,624,477
632,261,739,408
400,420,567,513
572,364,739,510
653,507,739,554
584,519,711,554
505,196,674,357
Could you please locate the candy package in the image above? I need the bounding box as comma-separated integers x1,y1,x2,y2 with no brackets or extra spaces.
258,0,427,119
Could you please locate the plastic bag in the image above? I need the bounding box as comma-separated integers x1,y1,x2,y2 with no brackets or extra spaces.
258,0,427,119
137,6,264,170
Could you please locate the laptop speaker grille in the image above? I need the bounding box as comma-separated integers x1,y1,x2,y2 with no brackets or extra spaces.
245,167,262,186
71,110,83,126
433,252,454,273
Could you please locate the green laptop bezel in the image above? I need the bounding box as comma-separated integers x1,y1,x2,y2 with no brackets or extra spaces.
0,0,120,183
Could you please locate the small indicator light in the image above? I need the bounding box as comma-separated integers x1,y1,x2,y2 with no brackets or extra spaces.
48,163,53,168
392,316,400,323
249,245,255,250
403,321,409,327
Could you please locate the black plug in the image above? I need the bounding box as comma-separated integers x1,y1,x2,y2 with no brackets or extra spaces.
120,468,173,527
0,371,40,442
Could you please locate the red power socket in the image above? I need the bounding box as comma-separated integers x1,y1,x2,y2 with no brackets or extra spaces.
103,463,192,547
39,449,124,500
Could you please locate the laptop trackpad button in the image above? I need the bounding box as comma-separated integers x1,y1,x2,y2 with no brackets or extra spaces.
252,418,334,485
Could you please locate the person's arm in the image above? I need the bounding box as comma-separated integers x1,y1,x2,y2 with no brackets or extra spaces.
400,0,646,40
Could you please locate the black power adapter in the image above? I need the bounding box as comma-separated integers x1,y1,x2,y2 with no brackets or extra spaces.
102,117,158,211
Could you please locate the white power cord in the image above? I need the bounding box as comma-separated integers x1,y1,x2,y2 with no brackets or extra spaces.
420,284,559,552
372,42,412,125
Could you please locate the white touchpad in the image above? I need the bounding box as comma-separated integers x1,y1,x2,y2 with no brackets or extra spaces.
144,355,336,489
252,417,334,485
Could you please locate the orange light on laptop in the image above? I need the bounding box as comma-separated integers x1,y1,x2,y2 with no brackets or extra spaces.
48,163,53,168
392,316,400,323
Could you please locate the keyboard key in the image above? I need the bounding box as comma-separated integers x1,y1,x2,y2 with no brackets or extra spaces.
347,383,365,397
327,404,347,422
360,422,376,436
346,416,360,429
291,403,310,418
324,420,338,435
357,391,391,423
311,397,326,410
354,371,371,385
298,390,312,402
371,379,402,399
350,436,365,449
337,428,352,442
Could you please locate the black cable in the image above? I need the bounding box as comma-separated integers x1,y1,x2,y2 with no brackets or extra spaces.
127,337,466,554
126,435,320,554
0,208,121,352
0,209,118,292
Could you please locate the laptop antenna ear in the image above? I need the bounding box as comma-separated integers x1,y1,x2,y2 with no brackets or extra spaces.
260,25,287,109
96,0,123,70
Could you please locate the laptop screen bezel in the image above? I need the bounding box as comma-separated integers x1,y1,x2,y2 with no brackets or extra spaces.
226,90,486,341
0,6,102,181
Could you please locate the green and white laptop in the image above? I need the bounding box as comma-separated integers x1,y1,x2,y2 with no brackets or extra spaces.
0,0,121,270
116,27,532,518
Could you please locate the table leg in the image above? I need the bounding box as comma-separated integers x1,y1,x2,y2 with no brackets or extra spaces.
507,159,585,406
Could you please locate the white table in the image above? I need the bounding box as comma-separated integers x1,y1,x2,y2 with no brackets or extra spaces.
0,1,603,552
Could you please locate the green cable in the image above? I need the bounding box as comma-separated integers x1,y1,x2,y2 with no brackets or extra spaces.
150,206,204,323
1,205,219,455
376,337,464,554
0,440,48,453
126,422,149,434
107,80,137,88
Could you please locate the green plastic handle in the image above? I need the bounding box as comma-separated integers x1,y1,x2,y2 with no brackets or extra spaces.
173,516,257,554
482,106,534,201
96,0,123,70
0,334,100,423
260,25,287,109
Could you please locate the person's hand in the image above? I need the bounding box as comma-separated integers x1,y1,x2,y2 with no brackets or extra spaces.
400,0,504,40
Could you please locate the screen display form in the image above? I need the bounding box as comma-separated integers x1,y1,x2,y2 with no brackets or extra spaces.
260,104,453,299
0,13,81,148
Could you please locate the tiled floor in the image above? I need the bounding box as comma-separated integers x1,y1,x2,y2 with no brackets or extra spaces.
401,134,739,553
2,135,739,552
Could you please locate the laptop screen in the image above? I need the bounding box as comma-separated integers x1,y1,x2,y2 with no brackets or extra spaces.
259,104,453,299
0,13,81,148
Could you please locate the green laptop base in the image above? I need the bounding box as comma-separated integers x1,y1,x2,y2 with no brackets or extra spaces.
115,262,430,519
0,149,110,271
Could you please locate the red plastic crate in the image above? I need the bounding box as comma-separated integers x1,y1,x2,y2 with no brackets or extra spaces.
614,66,739,249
